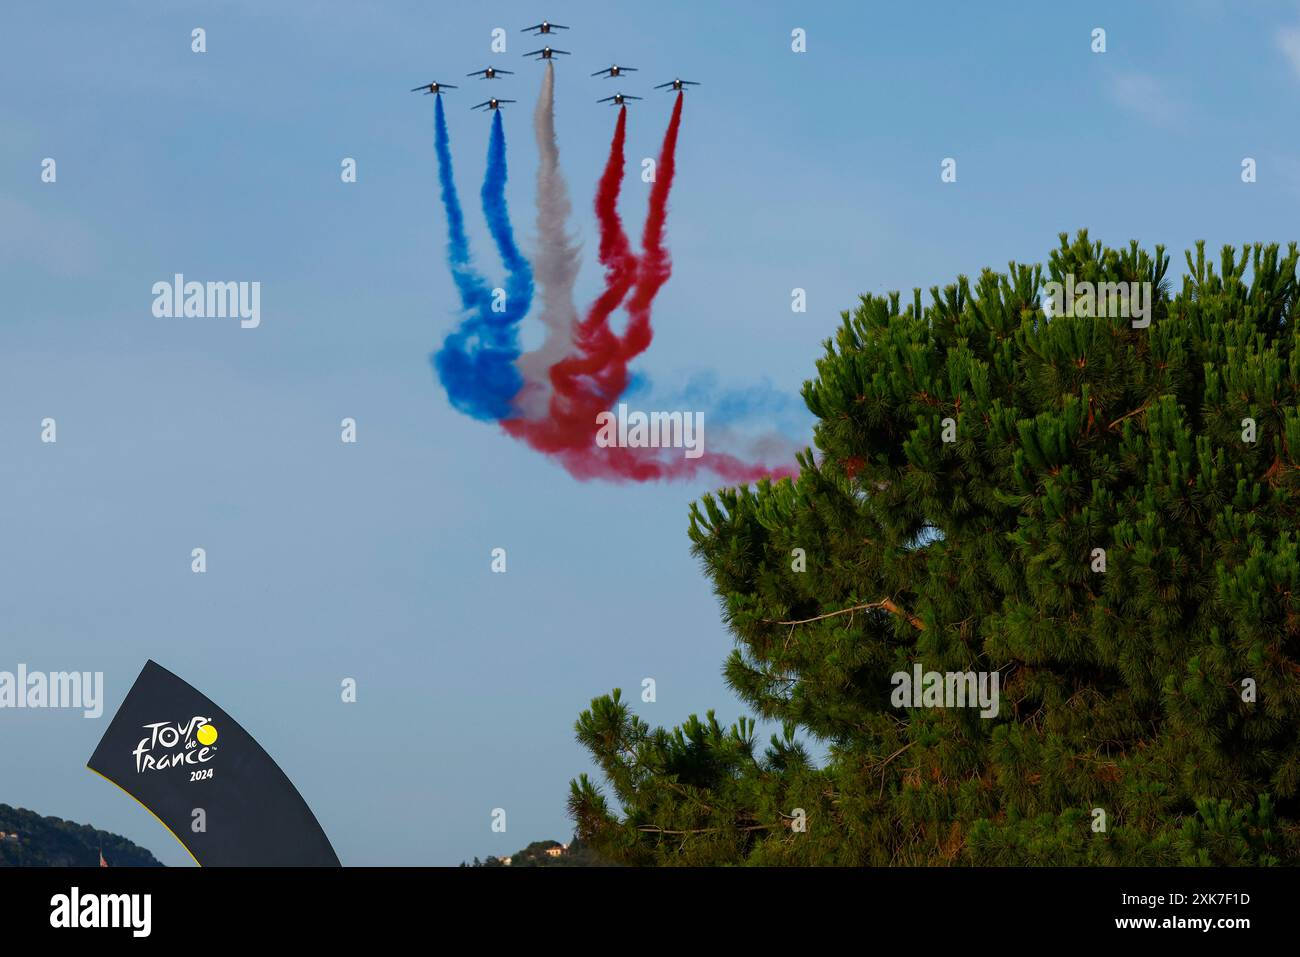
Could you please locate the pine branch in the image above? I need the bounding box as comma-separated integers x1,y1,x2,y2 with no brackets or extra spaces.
765,598,925,631
637,823,776,835
1106,402,1151,431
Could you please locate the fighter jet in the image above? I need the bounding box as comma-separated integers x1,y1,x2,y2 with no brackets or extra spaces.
472,98,516,111
654,78,701,92
466,66,514,80
522,20,568,36
410,81,457,95
524,46,570,60
597,93,642,106
591,64,637,79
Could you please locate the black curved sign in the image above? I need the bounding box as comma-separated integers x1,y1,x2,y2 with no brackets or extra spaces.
88,660,340,866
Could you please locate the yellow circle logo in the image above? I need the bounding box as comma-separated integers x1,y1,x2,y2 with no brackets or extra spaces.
196,724,218,746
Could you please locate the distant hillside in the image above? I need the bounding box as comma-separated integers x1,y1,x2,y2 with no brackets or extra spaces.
463,837,614,867
0,804,163,867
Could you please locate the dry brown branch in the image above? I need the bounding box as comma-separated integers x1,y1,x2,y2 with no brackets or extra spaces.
637,824,775,835
765,598,925,631
1106,403,1151,431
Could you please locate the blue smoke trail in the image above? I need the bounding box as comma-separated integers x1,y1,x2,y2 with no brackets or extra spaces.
431,100,534,421
431,95,489,313
622,370,816,437
619,369,815,468
480,109,535,375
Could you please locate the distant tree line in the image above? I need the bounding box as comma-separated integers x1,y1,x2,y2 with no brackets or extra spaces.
462,837,613,867
0,803,163,867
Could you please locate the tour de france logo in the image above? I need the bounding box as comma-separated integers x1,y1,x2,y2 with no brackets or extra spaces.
131,715,220,781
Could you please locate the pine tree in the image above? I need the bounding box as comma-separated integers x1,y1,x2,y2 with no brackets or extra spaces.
569,232,1300,865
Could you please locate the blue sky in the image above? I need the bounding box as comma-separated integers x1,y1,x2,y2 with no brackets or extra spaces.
3,1,1300,866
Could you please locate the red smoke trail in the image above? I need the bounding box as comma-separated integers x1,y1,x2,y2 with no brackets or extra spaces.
504,94,796,483
502,106,637,455
548,104,640,419
618,91,682,364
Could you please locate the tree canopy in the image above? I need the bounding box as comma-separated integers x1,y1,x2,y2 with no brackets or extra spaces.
569,231,1300,865
0,803,162,867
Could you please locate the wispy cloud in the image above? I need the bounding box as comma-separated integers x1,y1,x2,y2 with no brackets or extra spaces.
1278,25,1300,79
1107,71,1186,129
0,195,102,278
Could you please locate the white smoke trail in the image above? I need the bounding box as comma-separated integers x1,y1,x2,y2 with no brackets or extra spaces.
516,60,582,419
